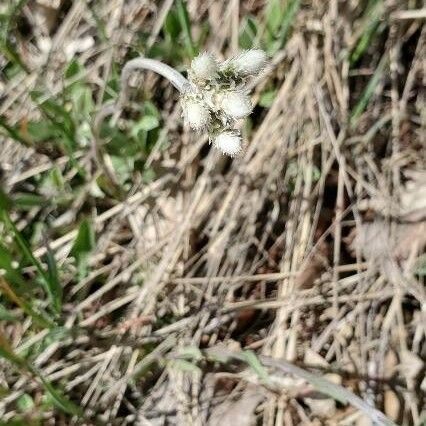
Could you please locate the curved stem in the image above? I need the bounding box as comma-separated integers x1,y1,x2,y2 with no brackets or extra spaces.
90,100,126,198
91,57,190,188
92,100,116,143
119,57,190,101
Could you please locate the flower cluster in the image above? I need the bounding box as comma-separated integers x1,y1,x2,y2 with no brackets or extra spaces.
180,49,267,157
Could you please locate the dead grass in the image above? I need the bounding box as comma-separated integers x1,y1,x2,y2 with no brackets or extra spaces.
0,0,425,425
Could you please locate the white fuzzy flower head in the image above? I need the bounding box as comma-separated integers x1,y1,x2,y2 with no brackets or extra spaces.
220,90,252,119
181,97,210,130
213,131,242,157
229,49,268,76
191,52,218,80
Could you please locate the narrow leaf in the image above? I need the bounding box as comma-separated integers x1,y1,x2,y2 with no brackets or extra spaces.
0,277,54,328
176,0,196,57
1,211,60,313
44,245,62,313
0,331,82,417
242,350,271,385
350,55,387,128
71,219,95,279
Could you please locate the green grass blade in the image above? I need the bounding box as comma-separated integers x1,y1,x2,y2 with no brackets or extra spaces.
276,0,300,48
242,350,271,385
0,242,27,288
350,20,381,65
0,188,13,211
0,331,27,369
265,0,284,34
0,40,29,73
44,245,62,313
71,219,96,279
349,0,385,65
29,91,86,177
1,0,29,39
36,374,82,416
0,331,82,417
264,0,300,54
176,0,196,58
239,16,260,49
0,0,31,73
350,55,387,128
0,277,54,328
0,116,32,147
71,218,96,257
1,211,62,314
0,302,18,321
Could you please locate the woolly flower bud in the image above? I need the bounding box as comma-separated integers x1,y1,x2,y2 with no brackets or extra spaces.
229,49,267,76
191,52,218,80
220,90,252,119
181,97,210,130
213,131,242,157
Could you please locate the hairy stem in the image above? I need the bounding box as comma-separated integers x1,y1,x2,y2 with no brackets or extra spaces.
119,57,190,103
91,57,190,187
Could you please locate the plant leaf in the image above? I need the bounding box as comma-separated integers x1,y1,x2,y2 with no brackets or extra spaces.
0,331,82,417
1,211,61,314
71,219,95,279
350,55,387,128
0,302,18,322
0,277,53,328
242,350,271,385
44,245,62,313
176,0,196,57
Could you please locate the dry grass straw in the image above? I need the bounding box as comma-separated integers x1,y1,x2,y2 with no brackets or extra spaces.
0,0,425,424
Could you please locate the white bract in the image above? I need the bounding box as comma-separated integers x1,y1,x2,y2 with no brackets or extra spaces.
181,97,210,130
228,49,268,76
95,49,268,162
213,131,242,157
182,49,267,156
191,52,218,80
220,90,252,119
